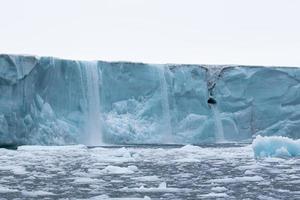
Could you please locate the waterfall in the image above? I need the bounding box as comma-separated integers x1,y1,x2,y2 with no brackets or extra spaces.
81,61,103,146
157,66,173,143
206,65,226,143
211,104,225,142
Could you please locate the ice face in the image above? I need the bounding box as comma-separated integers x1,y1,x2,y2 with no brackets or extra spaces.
215,66,300,141
1,54,300,145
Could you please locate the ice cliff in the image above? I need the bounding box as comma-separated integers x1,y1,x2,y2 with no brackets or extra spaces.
1,54,300,146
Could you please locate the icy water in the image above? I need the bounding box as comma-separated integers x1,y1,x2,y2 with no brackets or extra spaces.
0,144,300,200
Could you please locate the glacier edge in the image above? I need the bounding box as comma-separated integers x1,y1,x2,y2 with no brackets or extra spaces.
1,54,300,146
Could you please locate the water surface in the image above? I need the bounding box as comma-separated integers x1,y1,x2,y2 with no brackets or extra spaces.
0,144,299,199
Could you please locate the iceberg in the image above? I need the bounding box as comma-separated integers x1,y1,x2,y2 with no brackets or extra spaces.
1,54,300,146
252,135,300,157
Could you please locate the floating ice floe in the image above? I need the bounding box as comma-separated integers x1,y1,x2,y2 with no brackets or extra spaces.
101,165,138,174
17,144,87,151
0,166,27,175
252,135,300,158
0,186,18,193
179,144,203,152
201,192,229,198
21,190,55,197
73,177,98,184
131,175,160,182
120,182,192,193
89,195,151,200
209,176,264,183
211,186,228,192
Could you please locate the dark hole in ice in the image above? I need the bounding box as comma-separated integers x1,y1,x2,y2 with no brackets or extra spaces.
207,97,217,105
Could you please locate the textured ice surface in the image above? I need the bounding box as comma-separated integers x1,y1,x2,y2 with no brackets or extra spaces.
0,145,300,199
1,54,300,145
252,135,300,157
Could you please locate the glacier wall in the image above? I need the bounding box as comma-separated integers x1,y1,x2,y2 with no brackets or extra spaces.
1,54,300,146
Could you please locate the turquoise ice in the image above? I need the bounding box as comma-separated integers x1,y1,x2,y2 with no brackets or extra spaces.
1,54,300,146
252,135,300,157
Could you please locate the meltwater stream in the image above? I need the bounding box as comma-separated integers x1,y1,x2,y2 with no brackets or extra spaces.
157,66,173,143
211,104,225,142
206,66,225,143
81,61,103,146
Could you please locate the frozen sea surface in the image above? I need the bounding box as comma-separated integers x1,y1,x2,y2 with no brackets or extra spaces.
0,144,300,200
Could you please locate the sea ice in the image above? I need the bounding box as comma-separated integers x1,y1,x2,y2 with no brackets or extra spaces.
0,144,299,199
209,176,264,183
17,144,87,151
101,165,138,174
120,184,192,193
211,186,227,192
0,186,18,193
0,166,27,175
180,144,203,152
89,195,151,200
131,175,160,182
21,190,54,197
201,192,229,198
73,177,98,184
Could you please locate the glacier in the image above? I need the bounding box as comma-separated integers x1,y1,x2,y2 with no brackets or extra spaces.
1,54,300,146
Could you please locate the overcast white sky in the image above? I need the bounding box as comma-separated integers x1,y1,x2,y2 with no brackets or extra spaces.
0,0,300,66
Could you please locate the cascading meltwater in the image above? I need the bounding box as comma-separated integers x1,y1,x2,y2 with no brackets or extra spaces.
80,61,103,146
157,65,173,143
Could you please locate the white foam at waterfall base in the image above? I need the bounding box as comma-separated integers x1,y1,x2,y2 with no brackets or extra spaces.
82,61,103,146
211,104,225,142
157,66,173,143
